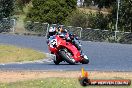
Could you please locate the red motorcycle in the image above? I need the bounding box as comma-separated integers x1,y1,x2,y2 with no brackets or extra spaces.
48,34,89,65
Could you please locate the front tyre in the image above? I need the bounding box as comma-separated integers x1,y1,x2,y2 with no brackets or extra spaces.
59,49,75,65
53,55,60,65
53,60,60,65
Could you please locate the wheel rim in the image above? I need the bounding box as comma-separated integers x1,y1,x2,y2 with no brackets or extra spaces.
64,49,75,62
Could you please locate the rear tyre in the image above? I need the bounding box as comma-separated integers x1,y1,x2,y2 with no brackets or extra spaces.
82,55,89,64
82,59,89,64
59,49,75,65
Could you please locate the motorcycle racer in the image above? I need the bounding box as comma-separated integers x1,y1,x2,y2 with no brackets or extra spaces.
56,26,88,59
47,25,82,52
57,26,82,51
47,25,89,64
47,26,89,64
46,26,57,45
47,26,56,38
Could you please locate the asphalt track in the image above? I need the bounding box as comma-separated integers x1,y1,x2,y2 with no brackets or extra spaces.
0,34,132,71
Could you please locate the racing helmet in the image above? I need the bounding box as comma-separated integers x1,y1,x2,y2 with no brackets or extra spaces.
49,26,56,36
57,25,67,34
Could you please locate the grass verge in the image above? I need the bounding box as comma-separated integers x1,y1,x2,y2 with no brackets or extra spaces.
0,78,131,88
0,44,46,63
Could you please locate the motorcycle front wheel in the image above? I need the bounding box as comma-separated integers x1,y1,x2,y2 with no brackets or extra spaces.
59,49,76,65
53,55,61,65
54,60,60,65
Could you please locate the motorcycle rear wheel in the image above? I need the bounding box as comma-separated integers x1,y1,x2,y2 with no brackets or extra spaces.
81,56,89,64
59,49,75,65
82,59,89,64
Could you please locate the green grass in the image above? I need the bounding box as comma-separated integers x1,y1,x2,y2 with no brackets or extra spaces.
0,45,46,63
0,78,131,88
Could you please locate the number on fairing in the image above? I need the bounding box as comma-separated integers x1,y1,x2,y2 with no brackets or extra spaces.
50,39,57,47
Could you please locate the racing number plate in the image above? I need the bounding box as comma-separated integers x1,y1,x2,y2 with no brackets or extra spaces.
50,39,57,48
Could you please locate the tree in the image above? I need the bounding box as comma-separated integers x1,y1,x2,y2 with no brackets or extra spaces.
95,0,116,8
65,10,109,30
83,0,93,7
25,0,77,24
0,0,15,19
84,0,116,9
15,0,31,12
111,0,132,32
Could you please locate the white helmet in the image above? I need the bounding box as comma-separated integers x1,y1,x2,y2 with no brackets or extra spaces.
49,27,56,32
49,27,56,36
